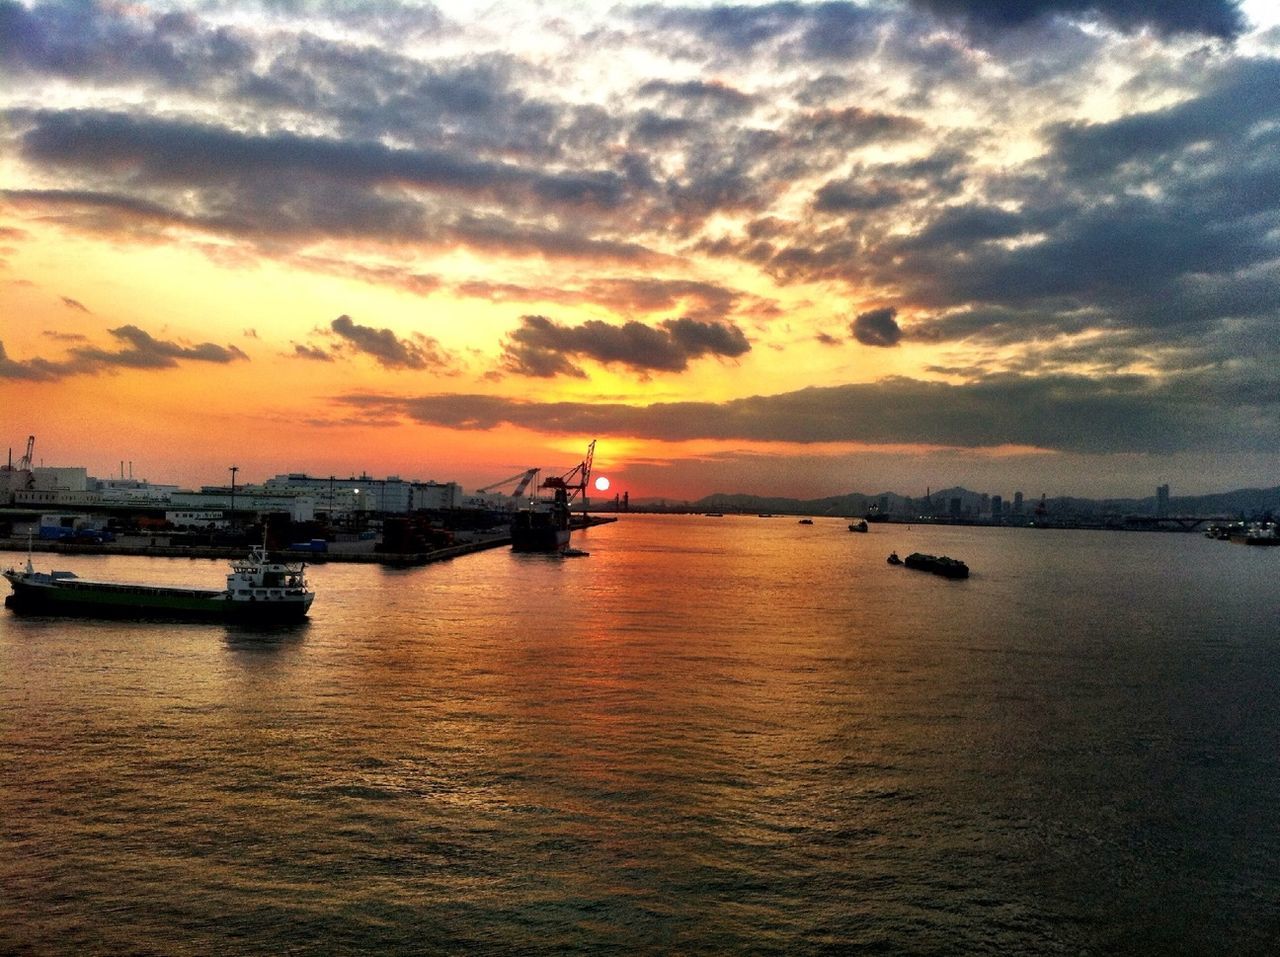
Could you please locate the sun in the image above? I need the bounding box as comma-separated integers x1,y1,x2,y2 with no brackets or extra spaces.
594,476,611,492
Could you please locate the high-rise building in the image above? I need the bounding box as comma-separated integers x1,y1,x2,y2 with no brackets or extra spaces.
1157,484,1170,518
991,495,1003,519
1013,491,1024,514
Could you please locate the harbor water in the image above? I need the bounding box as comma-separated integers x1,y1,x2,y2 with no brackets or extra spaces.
2,515,1278,953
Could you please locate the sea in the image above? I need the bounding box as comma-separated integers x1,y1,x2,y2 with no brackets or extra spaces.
1,514,1277,955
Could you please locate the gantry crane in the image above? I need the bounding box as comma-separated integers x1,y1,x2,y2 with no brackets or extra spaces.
539,439,595,508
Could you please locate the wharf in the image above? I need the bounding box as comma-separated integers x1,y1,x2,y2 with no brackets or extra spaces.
0,517,617,567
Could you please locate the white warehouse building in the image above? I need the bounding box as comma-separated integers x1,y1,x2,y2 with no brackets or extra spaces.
262,474,462,513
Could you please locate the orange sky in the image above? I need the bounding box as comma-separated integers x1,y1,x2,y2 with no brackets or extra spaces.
3,1,1278,500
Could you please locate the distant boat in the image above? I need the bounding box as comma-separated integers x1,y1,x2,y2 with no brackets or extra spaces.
4,545,315,621
887,551,903,565
705,512,724,517
798,518,813,525
849,520,868,533
560,547,590,558
903,552,969,579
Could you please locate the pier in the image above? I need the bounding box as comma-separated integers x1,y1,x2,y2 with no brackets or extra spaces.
0,517,617,567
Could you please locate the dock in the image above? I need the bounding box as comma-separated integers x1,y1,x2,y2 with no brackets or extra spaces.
0,517,617,567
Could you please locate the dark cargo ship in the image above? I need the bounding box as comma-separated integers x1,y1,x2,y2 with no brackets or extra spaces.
510,440,595,553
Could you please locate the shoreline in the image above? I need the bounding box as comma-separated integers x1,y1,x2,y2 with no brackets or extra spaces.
0,517,617,567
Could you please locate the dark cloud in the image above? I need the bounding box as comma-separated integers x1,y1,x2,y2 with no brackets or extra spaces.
60,295,90,313
814,180,906,213
336,366,1280,455
1045,57,1280,180
72,325,249,369
0,326,248,380
15,110,631,211
851,308,903,347
794,106,923,147
291,342,335,362
632,3,884,59
500,314,751,378
327,315,452,371
638,78,756,115
0,340,62,381
0,0,255,85
907,0,1246,39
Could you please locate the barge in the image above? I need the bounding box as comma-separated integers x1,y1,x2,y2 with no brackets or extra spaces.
4,546,314,622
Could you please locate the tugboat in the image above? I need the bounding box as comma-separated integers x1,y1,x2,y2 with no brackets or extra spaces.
849,520,869,533
511,440,595,553
4,544,315,621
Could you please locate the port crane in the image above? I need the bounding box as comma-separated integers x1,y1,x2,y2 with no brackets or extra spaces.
16,435,34,471
476,467,540,500
538,439,595,508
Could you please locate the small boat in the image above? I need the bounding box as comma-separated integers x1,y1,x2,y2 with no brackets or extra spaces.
849,520,868,533
798,519,813,525
903,552,969,579
4,545,315,621
705,512,724,517
560,547,590,557
887,551,903,565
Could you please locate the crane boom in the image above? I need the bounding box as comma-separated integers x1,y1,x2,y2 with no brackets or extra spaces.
539,439,596,502
17,435,34,471
477,467,539,496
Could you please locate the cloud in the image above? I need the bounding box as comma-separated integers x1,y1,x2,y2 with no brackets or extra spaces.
0,326,248,381
0,0,255,85
851,308,903,347
15,109,632,211
337,365,1280,455
324,315,453,371
637,78,756,116
60,295,90,313
631,3,885,59
71,325,249,369
499,314,751,378
906,0,1246,39
0,340,62,381
291,342,335,362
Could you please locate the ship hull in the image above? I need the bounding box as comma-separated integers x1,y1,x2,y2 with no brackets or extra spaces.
510,526,571,552
4,580,312,623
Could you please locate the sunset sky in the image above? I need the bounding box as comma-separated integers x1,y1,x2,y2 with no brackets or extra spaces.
2,0,1278,501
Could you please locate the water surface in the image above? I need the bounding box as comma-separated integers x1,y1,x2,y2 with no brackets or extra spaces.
2,516,1277,953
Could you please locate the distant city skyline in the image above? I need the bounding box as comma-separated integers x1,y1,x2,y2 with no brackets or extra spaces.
2,1,1278,499
13,447,1276,513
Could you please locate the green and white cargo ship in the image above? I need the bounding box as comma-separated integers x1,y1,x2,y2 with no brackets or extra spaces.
4,546,314,622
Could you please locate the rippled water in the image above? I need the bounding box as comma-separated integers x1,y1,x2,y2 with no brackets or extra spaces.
2,515,1278,954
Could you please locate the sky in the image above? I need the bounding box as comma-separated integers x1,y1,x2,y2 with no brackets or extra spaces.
2,0,1278,501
